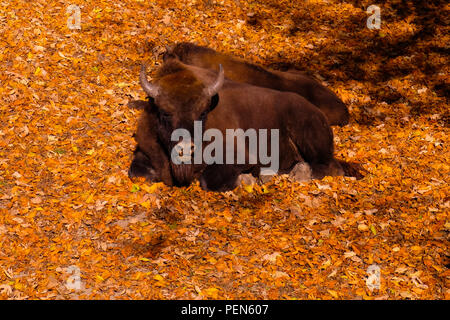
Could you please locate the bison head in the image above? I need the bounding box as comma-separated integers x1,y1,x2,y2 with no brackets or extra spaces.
139,63,224,186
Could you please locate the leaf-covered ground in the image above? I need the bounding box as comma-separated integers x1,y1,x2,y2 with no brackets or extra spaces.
0,0,448,299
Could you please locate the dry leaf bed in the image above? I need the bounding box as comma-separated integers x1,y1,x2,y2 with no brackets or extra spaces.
0,0,448,299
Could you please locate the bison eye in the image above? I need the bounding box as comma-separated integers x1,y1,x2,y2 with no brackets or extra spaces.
146,96,156,107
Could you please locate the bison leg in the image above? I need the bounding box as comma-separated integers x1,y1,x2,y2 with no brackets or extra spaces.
128,147,173,185
287,110,348,179
199,164,242,192
129,153,153,179
128,148,157,180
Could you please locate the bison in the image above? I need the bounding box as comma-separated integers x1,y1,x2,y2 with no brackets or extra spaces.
129,58,357,191
163,42,349,126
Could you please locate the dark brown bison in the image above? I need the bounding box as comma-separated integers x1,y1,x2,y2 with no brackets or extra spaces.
164,42,349,126
129,58,357,191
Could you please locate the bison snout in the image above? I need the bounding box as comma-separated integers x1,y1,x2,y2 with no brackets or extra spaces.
172,141,196,164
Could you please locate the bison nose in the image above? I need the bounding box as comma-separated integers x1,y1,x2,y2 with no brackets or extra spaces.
172,141,196,164
178,143,195,157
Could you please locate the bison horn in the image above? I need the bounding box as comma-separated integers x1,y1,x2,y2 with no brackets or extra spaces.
204,64,224,97
139,65,160,98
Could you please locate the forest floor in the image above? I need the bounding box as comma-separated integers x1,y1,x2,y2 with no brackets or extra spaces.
0,0,448,299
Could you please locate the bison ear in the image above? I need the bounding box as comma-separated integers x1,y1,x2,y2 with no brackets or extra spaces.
145,96,159,111
127,98,158,113
128,100,148,110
